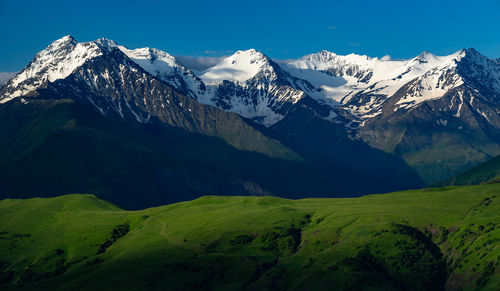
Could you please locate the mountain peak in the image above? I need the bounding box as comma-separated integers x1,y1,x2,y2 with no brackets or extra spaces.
318,49,335,54
232,49,268,61
447,48,490,66
462,48,487,61
200,49,270,84
414,51,437,63
0,36,104,102
43,35,79,55
465,47,480,54
94,37,119,51
115,44,209,100
53,35,77,46
238,48,257,53
315,50,337,59
118,45,178,68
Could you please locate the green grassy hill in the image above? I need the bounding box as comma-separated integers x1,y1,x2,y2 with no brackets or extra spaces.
1,185,499,290
442,154,500,186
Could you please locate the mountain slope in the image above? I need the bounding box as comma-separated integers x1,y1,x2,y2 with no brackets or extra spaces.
1,184,499,290
106,45,326,127
266,96,423,192
0,98,303,209
30,37,499,184
198,49,321,125
282,49,467,119
356,50,500,183
281,48,500,183
0,97,422,209
440,153,500,186
111,40,210,101
0,36,423,208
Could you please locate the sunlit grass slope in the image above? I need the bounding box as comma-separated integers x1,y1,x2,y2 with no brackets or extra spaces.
1,184,499,290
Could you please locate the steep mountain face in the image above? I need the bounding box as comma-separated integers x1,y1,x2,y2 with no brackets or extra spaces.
282,50,467,121
112,40,209,101
95,44,325,127
265,96,423,193
0,36,423,208
0,36,296,158
281,49,500,183
0,36,103,103
356,50,500,183
3,36,500,188
198,49,321,125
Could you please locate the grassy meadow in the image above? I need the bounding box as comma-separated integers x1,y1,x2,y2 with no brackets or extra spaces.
0,184,499,290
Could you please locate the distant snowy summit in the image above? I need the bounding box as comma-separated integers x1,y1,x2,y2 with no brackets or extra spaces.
2,36,500,129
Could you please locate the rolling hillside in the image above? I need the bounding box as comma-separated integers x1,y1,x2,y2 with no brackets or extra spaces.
442,154,500,186
0,184,499,290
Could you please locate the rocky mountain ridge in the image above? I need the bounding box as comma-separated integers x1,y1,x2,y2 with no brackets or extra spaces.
2,36,500,184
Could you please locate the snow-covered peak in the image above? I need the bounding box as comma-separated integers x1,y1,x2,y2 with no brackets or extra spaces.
392,49,500,112
0,35,105,103
117,45,209,100
413,51,436,63
289,50,378,71
94,38,119,51
464,48,481,57
199,49,270,84
196,49,310,126
456,48,500,94
52,35,78,47
458,48,495,66
279,49,477,119
118,46,180,77
289,49,465,76
401,50,462,74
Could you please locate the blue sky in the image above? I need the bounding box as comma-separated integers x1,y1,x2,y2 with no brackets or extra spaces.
1,0,499,71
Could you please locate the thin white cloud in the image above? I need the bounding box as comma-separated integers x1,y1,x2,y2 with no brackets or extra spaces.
349,42,360,47
175,55,228,71
327,25,336,30
0,72,16,85
381,55,392,61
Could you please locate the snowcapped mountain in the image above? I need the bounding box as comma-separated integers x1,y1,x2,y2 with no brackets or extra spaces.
0,36,283,141
270,47,500,183
0,35,425,206
199,49,266,84
282,49,471,120
4,34,500,191
198,49,318,125
3,36,500,131
351,49,500,183
113,42,210,102
0,36,104,103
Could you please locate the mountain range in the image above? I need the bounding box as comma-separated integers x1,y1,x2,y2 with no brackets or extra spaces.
1,35,500,208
